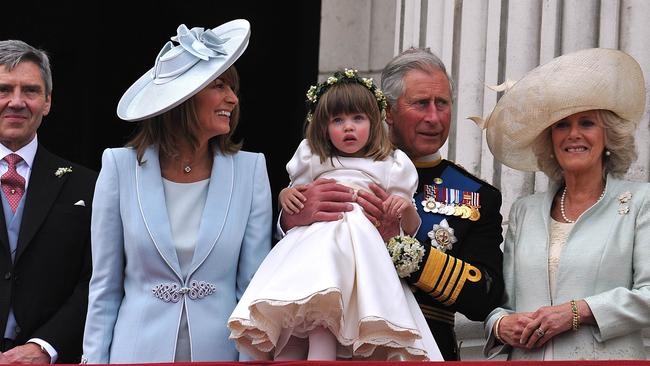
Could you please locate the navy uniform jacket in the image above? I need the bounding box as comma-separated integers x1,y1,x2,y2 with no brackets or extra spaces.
406,159,504,360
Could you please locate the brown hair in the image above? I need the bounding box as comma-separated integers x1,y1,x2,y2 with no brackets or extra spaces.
126,66,242,164
305,81,393,163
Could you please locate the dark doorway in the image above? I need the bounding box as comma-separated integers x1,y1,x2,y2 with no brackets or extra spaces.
2,1,322,222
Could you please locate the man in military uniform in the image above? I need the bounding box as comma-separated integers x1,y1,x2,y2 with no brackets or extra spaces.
279,48,504,360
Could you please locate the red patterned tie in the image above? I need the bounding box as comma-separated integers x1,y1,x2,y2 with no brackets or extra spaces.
1,154,25,213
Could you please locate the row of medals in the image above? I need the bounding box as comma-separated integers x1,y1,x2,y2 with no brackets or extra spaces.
423,198,481,221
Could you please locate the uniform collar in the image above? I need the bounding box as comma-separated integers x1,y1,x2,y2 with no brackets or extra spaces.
413,151,442,168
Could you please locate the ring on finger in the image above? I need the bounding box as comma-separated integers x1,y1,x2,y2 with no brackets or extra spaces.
535,328,545,338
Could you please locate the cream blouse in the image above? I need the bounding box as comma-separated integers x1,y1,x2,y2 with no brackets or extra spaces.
545,218,574,360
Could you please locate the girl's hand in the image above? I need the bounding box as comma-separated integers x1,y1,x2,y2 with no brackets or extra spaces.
279,179,355,231
383,195,410,219
280,186,307,214
357,184,400,240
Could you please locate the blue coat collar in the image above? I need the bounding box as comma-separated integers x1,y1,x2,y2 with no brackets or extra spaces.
136,146,233,281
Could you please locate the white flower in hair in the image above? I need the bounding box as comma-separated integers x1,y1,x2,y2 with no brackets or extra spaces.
344,68,357,78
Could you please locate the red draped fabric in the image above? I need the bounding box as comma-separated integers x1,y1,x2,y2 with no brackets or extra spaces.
79,361,650,366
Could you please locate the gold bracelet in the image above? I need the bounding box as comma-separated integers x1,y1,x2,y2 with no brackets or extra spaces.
494,315,505,343
570,299,580,331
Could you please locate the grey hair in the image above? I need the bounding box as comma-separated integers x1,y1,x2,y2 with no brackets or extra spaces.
380,47,454,108
0,40,53,96
534,109,638,181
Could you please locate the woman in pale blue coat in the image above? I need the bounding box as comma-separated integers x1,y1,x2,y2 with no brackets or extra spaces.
82,20,272,363
478,48,650,360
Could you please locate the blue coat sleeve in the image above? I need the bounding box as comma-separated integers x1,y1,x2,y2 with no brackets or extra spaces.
236,153,272,301
82,149,125,364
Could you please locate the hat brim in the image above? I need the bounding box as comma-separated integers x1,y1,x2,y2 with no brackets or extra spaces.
485,48,646,172
117,19,250,121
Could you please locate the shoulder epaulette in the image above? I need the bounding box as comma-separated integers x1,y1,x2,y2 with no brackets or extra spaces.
444,159,499,192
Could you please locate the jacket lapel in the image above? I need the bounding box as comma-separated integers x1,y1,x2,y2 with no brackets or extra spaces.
15,146,65,261
555,176,617,281
136,147,182,278
188,151,233,276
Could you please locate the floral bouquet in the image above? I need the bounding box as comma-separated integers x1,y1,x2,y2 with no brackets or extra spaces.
386,235,425,278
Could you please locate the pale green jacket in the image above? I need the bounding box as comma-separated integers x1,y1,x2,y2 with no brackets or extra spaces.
484,176,650,360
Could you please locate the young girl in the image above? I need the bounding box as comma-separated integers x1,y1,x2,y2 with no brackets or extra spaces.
228,69,442,361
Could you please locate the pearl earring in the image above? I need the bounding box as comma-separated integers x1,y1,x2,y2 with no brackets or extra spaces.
605,150,611,156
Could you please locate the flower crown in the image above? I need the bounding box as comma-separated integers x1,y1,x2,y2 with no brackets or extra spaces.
305,68,388,122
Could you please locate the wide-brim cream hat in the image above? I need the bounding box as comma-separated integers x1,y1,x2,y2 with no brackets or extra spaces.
482,48,645,171
117,19,250,121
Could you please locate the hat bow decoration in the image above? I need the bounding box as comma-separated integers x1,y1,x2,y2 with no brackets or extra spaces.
152,25,230,85
467,79,517,130
117,19,250,121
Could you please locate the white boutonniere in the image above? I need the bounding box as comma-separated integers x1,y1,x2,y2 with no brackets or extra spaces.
54,166,73,178
617,191,632,215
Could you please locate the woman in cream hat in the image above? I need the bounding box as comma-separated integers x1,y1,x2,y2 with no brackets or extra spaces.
481,48,650,360
82,20,272,363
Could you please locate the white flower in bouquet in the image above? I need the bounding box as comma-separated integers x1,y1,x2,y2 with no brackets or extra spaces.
386,235,425,278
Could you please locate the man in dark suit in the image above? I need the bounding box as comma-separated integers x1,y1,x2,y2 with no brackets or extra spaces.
0,40,96,363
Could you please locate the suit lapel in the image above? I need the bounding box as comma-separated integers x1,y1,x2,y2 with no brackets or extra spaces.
137,147,182,278
15,146,65,261
188,151,232,276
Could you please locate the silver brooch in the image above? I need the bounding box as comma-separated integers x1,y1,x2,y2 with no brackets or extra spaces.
427,219,457,252
618,191,632,215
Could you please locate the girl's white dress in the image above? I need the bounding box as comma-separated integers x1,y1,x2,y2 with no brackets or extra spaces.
228,140,442,361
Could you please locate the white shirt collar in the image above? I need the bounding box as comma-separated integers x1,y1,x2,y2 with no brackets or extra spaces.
0,135,38,168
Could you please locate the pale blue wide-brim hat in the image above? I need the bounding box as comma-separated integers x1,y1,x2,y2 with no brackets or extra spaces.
117,19,250,121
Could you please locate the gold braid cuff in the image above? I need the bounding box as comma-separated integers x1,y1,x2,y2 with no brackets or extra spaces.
414,249,482,305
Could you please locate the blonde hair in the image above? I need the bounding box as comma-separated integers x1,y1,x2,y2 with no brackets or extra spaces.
305,81,393,163
534,109,637,181
126,66,242,164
